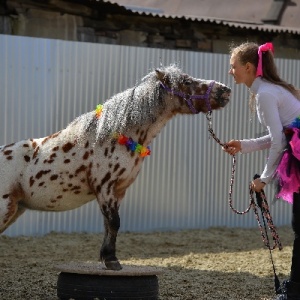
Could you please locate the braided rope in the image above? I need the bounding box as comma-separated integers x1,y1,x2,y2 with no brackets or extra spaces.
206,112,282,250
206,112,283,292
249,188,283,250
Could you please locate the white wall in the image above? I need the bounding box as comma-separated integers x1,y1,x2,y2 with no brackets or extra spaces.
0,35,294,236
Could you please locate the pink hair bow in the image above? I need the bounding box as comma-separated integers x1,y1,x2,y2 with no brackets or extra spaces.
256,42,274,77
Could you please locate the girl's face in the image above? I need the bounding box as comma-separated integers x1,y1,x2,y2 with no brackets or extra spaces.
229,54,256,87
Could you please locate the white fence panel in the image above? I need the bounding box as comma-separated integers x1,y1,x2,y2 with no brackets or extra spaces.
0,35,294,236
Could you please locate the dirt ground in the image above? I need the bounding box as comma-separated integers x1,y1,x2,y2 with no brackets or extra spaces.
0,226,294,300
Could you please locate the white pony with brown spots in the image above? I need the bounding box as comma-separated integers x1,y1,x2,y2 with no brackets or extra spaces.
0,65,231,270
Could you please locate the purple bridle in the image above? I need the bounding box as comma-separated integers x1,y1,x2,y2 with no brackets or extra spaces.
160,80,215,114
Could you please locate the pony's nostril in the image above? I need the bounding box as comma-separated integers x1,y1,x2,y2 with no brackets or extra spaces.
222,86,231,94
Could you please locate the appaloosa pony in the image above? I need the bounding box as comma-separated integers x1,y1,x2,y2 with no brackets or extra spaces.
0,65,231,270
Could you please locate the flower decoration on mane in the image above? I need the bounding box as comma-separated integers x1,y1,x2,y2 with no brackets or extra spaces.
95,104,103,119
95,104,151,157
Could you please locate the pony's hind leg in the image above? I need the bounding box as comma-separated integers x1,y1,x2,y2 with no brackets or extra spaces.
99,201,121,270
0,196,26,234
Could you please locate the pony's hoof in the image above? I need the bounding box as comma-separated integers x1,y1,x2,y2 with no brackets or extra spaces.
104,260,122,270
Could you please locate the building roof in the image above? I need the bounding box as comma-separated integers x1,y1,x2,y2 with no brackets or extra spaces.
105,0,300,34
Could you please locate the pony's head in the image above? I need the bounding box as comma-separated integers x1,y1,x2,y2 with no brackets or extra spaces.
78,65,231,143
155,65,231,114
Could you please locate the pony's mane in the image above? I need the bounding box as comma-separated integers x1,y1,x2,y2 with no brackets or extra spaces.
75,65,183,144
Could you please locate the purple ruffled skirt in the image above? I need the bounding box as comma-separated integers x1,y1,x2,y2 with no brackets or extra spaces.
275,116,300,203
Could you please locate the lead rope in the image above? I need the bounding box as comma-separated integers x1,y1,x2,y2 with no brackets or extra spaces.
206,112,282,294
250,177,282,293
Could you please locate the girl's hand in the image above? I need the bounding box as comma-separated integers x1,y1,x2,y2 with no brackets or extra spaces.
222,140,242,155
251,178,266,192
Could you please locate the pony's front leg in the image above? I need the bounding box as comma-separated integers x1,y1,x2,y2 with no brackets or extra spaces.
98,198,122,270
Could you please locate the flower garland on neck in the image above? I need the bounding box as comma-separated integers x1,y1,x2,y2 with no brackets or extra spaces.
95,104,151,157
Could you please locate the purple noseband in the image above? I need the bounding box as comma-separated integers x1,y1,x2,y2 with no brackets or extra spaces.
160,81,215,114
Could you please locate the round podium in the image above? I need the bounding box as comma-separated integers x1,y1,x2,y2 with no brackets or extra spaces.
55,262,163,300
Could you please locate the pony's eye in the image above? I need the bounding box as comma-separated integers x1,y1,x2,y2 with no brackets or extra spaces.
183,80,192,85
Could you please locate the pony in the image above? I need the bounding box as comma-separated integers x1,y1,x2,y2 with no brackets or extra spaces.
0,65,231,270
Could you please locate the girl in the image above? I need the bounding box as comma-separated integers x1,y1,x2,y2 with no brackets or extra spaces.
224,42,300,300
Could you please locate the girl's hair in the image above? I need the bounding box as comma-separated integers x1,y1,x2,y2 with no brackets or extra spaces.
230,42,300,111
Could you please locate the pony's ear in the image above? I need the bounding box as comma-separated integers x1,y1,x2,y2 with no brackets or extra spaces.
155,69,166,82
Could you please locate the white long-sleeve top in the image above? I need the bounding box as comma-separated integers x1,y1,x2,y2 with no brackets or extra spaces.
240,77,300,183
